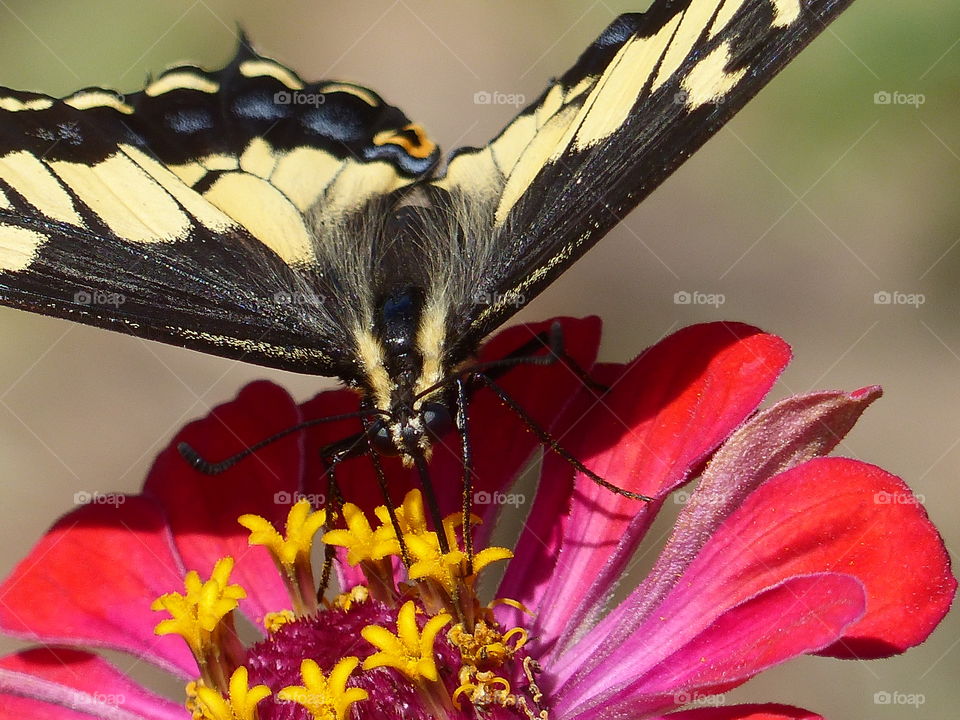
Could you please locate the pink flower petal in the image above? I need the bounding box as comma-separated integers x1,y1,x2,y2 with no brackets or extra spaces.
144,381,300,625
663,704,824,720
0,498,195,677
556,456,954,709
558,388,882,679
503,323,790,655
0,648,182,720
557,574,865,719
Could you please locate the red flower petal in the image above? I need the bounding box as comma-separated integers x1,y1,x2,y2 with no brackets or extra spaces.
0,498,195,677
144,381,299,624
769,459,953,657
503,323,790,655
0,648,182,720
557,574,865,718
679,457,954,659
663,704,824,720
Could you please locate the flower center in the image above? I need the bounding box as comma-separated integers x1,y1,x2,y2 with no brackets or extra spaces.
152,492,549,719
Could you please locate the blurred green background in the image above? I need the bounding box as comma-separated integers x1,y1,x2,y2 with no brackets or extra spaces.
0,1,957,717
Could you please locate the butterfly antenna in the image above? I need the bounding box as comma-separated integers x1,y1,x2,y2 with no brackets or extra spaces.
475,374,654,502
178,408,393,475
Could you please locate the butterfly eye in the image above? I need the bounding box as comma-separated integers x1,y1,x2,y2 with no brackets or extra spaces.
368,418,400,456
421,402,452,440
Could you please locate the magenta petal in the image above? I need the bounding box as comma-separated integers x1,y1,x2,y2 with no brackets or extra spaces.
554,387,881,680
0,498,195,677
509,324,790,657
556,574,865,719
0,648,182,720
145,381,300,625
662,704,824,720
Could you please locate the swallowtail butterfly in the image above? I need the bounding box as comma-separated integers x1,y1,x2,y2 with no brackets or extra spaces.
0,1,854,471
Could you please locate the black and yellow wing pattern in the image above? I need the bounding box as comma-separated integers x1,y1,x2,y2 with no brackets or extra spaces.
0,44,438,376
0,0,854,383
429,0,854,352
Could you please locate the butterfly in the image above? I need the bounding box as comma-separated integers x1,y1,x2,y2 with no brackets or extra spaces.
0,0,854,472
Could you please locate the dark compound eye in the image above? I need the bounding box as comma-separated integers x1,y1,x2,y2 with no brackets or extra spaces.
420,402,452,440
368,418,400,456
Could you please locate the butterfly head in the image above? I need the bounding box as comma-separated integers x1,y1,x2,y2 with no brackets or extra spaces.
367,400,452,460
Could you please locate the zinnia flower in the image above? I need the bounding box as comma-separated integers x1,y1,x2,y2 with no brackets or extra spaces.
0,318,953,720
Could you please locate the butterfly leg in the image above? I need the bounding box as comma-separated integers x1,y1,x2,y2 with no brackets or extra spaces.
454,377,474,573
315,451,345,603
474,320,608,393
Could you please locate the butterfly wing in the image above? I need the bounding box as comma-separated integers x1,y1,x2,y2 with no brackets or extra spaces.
427,0,855,356
0,43,438,376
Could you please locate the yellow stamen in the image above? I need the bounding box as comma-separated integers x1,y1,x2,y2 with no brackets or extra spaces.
152,557,246,660
194,667,271,720
263,610,296,633
239,500,326,566
277,657,368,720
449,620,527,670
239,500,326,614
333,585,370,612
361,600,450,682
323,503,396,565
452,671,511,709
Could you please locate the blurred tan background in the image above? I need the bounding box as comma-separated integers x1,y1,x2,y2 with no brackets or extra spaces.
0,1,957,717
